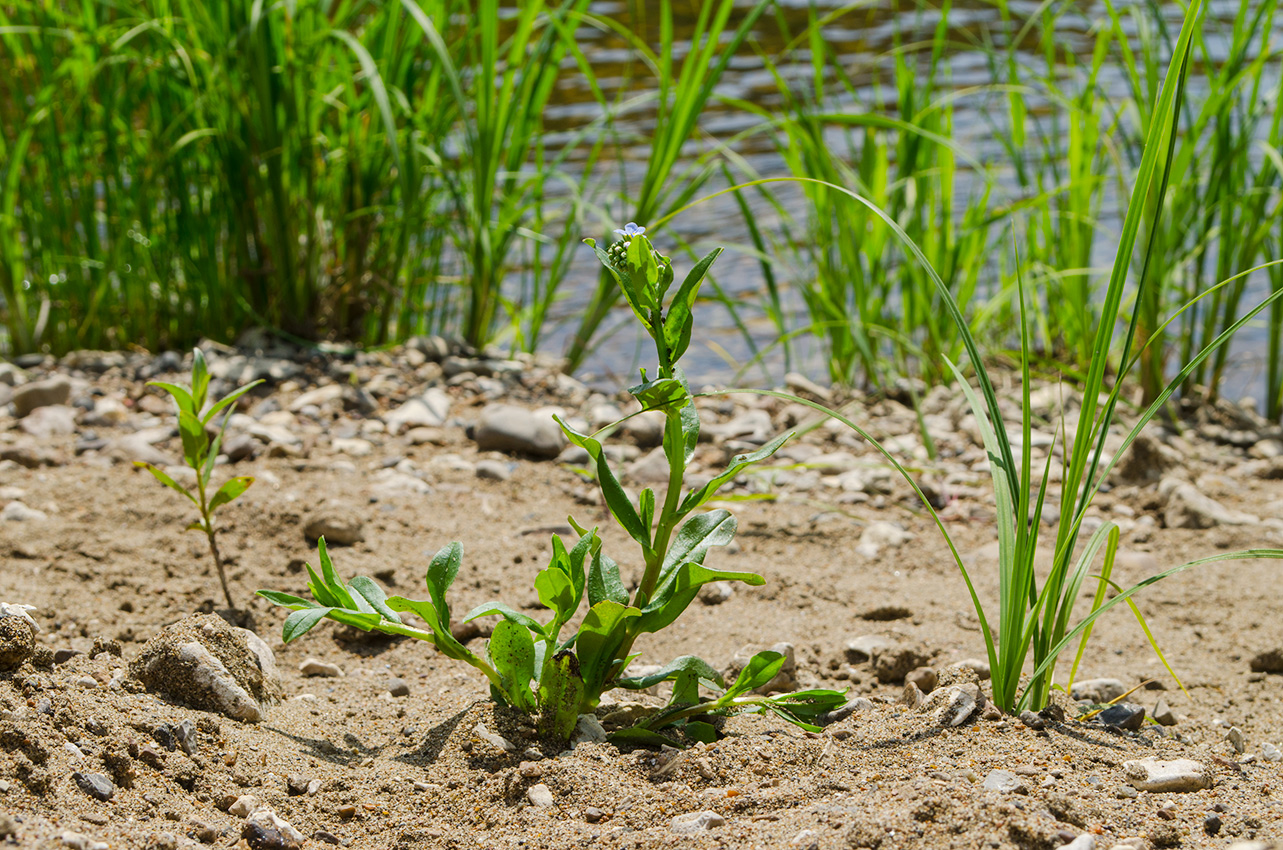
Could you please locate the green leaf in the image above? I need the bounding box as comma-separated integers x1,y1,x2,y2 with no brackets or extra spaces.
135,461,198,505
575,600,641,696
191,348,210,412
317,537,357,610
766,688,849,721
202,379,264,426
725,651,786,699
489,620,537,712
256,590,317,609
535,567,575,622
684,721,718,744
208,476,253,513
678,431,792,515
664,248,723,363
587,550,629,607
627,377,688,411
146,381,195,417
638,488,655,532
349,576,402,624
323,608,384,632
555,416,649,547
607,727,682,749
636,562,764,635
425,541,463,626
537,651,585,742
661,510,737,577
462,601,546,635
283,607,332,643
177,410,206,468
305,563,341,609
616,655,724,691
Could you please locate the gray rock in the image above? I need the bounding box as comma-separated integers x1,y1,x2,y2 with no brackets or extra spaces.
921,683,984,727
1122,757,1211,793
844,635,890,664
526,784,554,808
983,769,1026,794
1018,710,1046,730
1152,697,1177,726
1228,726,1246,754
948,658,991,681
130,614,282,723
1161,478,1259,528
473,404,565,458
855,521,913,559
671,811,726,834
1,502,47,522
1070,678,1127,704
571,714,607,747
242,806,304,850
228,795,260,817
18,404,77,437
387,677,410,697
299,658,343,678
12,376,71,417
288,385,344,412
475,459,512,481
871,643,931,684
622,411,665,448
73,772,115,801
1262,742,1281,762
0,443,63,467
905,666,937,694
82,397,129,427
1062,836,1097,850
1098,703,1146,731
820,697,874,726
303,510,364,546
1249,647,1283,673
384,389,451,434
59,832,107,850
473,722,516,754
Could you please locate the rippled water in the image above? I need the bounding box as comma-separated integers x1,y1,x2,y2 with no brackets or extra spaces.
533,1,1283,402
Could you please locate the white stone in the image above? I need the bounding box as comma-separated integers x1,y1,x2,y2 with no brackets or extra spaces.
1,502,47,522
671,811,726,833
526,783,554,808
1122,757,1210,793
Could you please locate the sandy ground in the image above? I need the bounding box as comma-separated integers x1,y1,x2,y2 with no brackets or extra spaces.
1,345,1282,849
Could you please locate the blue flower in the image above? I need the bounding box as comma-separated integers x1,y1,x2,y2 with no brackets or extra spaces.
613,222,646,238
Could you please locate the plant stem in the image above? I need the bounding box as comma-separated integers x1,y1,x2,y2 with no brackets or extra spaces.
203,519,235,613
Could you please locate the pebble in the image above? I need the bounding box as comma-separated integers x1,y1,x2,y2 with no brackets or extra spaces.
1227,726,1246,753
1122,757,1211,793
670,811,725,834
473,403,565,458
1262,742,1282,762
12,375,72,416
1018,710,1045,730
299,658,344,678
697,581,734,606
242,806,305,850
18,404,77,437
905,666,937,694
982,769,1026,794
303,510,365,546
527,784,554,808
1098,703,1146,731
73,772,115,802
1070,678,1127,704
384,389,451,434
871,643,931,683
1161,477,1259,527
571,713,607,746
855,520,914,558
473,722,516,753
1062,836,1097,850
1,502,48,522
475,459,512,481
229,795,260,817
820,697,874,726
921,683,983,727
1204,814,1222,835
59,832,108,850
1249,647,1283,673
387,677,410,697
1152,697,1177,726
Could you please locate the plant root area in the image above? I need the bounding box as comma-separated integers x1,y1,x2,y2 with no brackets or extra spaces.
1,345,1282,849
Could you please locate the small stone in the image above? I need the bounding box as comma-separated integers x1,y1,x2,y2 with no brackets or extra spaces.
1249,648,1283,673
1098,703,1146,731
60,831,107,850
1153,697,1176,726
871,643,931,684
905,666,937,694
242,806,304,850
303,510,364,546
1,502,48,522
527,784,554,808
820,697,873,726
1161,477,1258,527
1262,742,1282,762
855,521,913,559
472,722,516,753
1062,835,1097,850
900,681,923,709
1227,726,1246,754
187,818,219,844
697,581,733,606
228,795,259,817
12,376,71,417
983,769,1026,794
1203,815,1222,836
475,459,512,481
299,658,343,678
1070,678,1127,704
473,404,565,458
387,677,410,697
1122,757,1211,793
920,683,983,727
18,404,77,437
0,616,36,671
1018,710,1045,730
584,807,604,824
73,772,115,801
286,775,312,796
311,831,341,845
571,713,607,746
670,811,725,834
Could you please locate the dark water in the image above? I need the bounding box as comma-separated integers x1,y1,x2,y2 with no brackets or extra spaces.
532,0,1283,403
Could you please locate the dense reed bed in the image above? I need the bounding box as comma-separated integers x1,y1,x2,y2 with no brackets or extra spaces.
1,0,1281,416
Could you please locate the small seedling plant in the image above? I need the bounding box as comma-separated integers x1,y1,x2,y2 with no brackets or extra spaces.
137,349,263,614
260,225,846,745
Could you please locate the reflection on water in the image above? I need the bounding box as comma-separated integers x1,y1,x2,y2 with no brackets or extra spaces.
526,1,1282,401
